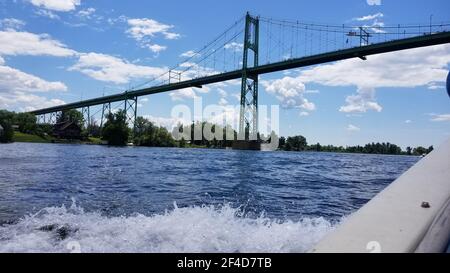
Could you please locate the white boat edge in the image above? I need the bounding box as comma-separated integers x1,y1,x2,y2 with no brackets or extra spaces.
311,137,450,253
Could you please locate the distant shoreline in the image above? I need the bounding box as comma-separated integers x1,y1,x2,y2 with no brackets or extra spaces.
6,136,425,157
0,110,432,157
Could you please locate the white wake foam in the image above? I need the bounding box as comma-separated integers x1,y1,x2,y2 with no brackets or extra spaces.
0,201,337,253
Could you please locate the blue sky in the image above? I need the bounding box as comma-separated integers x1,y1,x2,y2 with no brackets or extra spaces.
0,0,449,148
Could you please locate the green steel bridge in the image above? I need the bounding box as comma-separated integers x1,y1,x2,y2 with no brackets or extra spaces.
30,13,450,137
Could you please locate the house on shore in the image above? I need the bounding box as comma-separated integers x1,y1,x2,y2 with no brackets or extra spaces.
53,121,82,139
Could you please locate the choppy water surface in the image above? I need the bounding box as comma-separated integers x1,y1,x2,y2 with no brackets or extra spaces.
0,143,419,252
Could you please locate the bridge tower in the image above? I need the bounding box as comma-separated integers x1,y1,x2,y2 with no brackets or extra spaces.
81,106,90,133
239,12,259,140
124,96,138,133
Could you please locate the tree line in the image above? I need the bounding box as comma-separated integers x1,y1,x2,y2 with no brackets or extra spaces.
101,110,176,147
0,108,436,156
101,110,238,148
278,135,433,156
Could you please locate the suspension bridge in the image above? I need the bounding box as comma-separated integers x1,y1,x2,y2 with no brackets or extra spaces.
30,12,450,142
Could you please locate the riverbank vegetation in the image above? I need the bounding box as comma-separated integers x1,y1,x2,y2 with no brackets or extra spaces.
1,110,48,143
101,110,130,146
100,112,176,147
278,135,433,156
133,116,175,147
0,109,435,155
0,109,98,144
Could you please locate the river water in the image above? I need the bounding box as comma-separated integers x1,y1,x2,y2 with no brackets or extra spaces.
0,143,419,252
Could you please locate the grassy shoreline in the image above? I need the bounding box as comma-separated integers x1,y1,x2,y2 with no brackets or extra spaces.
12,132,103,145
12,132,51,143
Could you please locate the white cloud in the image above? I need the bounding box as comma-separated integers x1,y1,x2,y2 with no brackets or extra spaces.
262,77,316,112
180,50,198,58
30,0,81,12
347,124,361,132
169,88,197,101
126,18,179,53
405,120,412,124
0,92,65,112
35,9,60,20
177,62,218,81
217,88,227,98
231,93,241,101
299,111,309,116
339,87,382,113
294,44,450,113
0,30,76,57
301,100,316,111
77,7,95,18
354,13,383,22
107,15,128,26
427,83,445,90
0,18,26,30
0,63,64,111
126,18,180,41
69,52,167,84
0,65,67,93
164,32,180,40
430,114,450,122
140,97,149,103
146,43,167,53
218,97,228,106
353,12,386,33
366,0,381,5
224,42,243,52
297,46,450,88
179,61,196,68
0,60,67,111
143,115,190,130
362,20,386,34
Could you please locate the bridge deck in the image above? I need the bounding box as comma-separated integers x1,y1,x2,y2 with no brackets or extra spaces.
30,31,450,115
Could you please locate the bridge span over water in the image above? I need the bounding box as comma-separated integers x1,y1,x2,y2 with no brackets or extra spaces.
29,13,450,137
